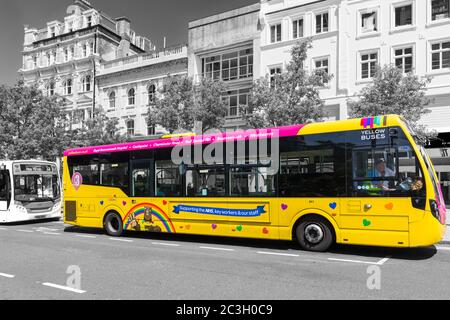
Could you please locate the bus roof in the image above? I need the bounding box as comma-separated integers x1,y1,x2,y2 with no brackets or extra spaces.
63,115,404,157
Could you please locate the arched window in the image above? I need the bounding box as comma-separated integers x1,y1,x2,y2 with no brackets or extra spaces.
63,79,72,95
126,119,135,136
128,88,135,105
46,82,55,96
109,91,116,109
148,84,156,104
82,75,91,92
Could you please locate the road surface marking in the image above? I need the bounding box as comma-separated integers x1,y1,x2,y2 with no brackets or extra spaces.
0,227,7,230
376,256,391,265
0,273,15,278
199,246,235,252
17,229,33,233
109,238,133,242
152,242,180,247
43,232,61,235
42,282,85,294
257,251,300,257
328,258,378,265
34,227,59,231
75,235,97,239
436,246,450,251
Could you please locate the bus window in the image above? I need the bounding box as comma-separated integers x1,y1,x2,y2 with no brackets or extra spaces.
186,167,226,197
229,167,276,196
0,170,11,209
131,159,153,197
278,134,346,197
155,161,182,197
347,127,426,198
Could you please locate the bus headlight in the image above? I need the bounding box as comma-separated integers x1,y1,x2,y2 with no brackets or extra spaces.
429,200,441,222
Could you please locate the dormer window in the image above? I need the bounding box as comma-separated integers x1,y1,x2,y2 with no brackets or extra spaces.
87,16,92,27
50,26,56,38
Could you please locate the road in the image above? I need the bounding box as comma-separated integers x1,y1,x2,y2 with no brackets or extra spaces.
0,219,449,300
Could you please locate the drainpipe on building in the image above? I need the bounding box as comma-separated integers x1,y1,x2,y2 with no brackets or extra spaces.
92,27,98,117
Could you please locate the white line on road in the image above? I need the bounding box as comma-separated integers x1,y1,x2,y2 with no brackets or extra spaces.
328,258,378,265
41,282,85,294
436,246,450,251
0,227,7,230
257,251,300,257
75,235,97,239
34,227,59,231
17,229,33,233
109,238,133,242
152,242,180,247
199,246,235,252
43,232,61,235
376,256,391,265
0,273,15,278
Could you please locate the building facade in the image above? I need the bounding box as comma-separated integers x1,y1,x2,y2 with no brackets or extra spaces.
189,0,450,202
96,45,188,137
19,0,152,129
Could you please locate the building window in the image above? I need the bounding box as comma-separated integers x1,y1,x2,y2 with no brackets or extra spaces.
269,66,282,88
222,89,250,118
360,52,378,79
395,4,413,27
203,48,253,81
316,12,329,34
50,26,56,38
148,84,156,104
314,58,329,83
64,48,69,62
82,75,92,92
82,44,88,57
126,119,135,136
70,46,75,60
46,82,55,96
90,42,95,55
53,51,57,64
361,10,378,33
63,79,72,95
394,47,414,73
109,91,116,109
270,24,282,43
87,15,93,28
67,21,73,33
147,123,156,135
128,88,136,105
33,56,37,68
431,41,450,70
293,18,304,39
432,0,450,21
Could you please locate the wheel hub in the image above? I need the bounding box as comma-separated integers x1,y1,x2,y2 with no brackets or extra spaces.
304,224,324,244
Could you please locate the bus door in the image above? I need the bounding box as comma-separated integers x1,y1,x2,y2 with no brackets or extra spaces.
0,169,11,212
340,129,412,245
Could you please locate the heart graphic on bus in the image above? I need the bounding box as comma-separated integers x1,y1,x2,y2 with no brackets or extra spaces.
281,204,288,211
236,225,243,232
385,203,394,210
363,219,371,227
163,200,168,205
329,202,337,210
262,227,269,234
211,224,217,230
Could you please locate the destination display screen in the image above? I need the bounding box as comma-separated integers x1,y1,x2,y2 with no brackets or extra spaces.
13,163,57,175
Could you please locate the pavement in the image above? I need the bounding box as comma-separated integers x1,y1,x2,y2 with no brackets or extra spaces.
0,219,450,299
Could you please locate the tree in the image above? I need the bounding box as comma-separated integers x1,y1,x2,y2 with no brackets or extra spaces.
348,65,434,141
148,75,227,134
243,38,331,128
76,107,126,147
0,81,69,161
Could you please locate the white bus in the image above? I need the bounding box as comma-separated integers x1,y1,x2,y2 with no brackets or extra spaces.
0,160,61,223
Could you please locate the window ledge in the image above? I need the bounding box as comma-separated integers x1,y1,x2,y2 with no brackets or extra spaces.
356,31,381,40
389,25,416,34
426,19,450,28
425,70,450,77
356,79,374,85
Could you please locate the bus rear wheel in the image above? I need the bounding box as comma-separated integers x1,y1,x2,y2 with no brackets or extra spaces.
295,216,334,252
104,212,123,237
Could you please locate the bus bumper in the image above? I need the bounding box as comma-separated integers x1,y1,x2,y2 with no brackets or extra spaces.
409,211,446,247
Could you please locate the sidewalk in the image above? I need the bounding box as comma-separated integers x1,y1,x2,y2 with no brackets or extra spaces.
440,206,450,245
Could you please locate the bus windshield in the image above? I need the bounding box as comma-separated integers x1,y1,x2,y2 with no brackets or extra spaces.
0,170,11,202
14,174,60,203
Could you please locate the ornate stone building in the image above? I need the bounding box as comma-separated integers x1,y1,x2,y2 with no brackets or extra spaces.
19,0,152,129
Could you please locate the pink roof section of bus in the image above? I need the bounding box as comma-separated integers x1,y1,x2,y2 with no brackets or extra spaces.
63,124,307,157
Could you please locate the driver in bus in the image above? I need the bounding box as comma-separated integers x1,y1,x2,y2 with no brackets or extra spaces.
371,158,396,191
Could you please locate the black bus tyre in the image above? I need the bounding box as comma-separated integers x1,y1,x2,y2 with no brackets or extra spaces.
296,216,334,252
104,211,124,237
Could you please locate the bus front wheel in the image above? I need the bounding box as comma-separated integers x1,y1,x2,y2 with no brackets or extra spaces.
295,216,334,252
104,212,124,237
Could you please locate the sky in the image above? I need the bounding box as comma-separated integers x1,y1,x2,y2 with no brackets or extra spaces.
0,0,258,85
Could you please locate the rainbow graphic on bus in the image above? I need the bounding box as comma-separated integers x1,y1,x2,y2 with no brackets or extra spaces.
123,203,176,233
360,116,388,129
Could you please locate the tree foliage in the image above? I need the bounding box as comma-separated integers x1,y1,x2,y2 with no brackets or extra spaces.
348,65,434,141
148,75,227,134
243,38,331,128
0,81,124,161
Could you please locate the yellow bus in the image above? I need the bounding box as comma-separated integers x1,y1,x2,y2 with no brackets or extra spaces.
62,115,446,251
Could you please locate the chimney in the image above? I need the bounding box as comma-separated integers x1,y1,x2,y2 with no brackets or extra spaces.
116,17,131,40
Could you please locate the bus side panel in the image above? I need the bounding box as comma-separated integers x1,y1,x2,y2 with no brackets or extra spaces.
338,229,409,247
